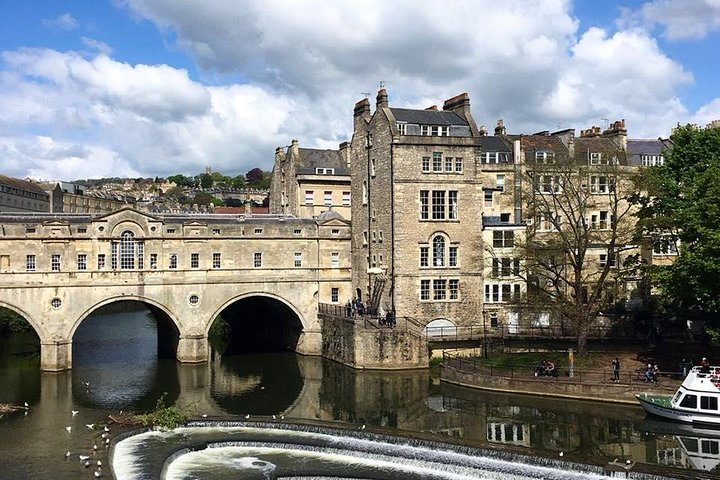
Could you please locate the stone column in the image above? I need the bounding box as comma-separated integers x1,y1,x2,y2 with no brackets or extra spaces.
176,334,208,364
40,339,71,371
296,329,322,356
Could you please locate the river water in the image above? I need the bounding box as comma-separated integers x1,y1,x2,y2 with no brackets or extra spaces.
0,305,717,479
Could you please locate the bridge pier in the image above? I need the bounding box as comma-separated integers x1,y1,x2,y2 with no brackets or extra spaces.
40,339,71,372
176,334,209,364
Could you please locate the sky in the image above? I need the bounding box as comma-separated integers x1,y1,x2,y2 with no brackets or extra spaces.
1,0,719,181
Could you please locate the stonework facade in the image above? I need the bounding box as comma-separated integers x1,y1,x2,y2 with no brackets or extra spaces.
0,175,50,212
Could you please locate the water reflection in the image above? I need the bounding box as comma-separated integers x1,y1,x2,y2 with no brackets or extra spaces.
0,307,719,479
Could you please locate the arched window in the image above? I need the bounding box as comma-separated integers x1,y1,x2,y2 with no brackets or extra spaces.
120,231,135,269
433,235,445,267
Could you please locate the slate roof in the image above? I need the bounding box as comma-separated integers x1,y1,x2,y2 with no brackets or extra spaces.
296,148,349,175
478,136,512,152
627,139,670,166
574,137,628,165
390,108,468,126
0,175,49,195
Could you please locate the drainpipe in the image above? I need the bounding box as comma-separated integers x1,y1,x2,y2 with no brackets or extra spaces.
390,142,395,313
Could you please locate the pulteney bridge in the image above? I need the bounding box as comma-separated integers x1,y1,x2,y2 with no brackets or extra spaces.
0,208,356,371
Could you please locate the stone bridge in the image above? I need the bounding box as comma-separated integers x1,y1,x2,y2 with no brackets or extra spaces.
0,208,353,371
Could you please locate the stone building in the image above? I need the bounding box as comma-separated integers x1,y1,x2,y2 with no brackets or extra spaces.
42,181,134,213
269,139,352,219
0,175,50,212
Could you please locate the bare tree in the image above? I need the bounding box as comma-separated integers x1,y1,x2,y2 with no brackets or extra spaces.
492,155,638,356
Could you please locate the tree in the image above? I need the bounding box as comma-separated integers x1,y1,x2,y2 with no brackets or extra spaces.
502,155,638,356
199,173,214,189
167,174,196,188
245,168,265,185
230,175,246,189
633,124,720,324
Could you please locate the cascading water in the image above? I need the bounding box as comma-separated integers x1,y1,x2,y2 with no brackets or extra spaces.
112,421,674,480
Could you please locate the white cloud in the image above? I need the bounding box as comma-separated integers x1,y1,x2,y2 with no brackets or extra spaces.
43,13,78,31
631,0,720,40
0,1,708,180
82,37,113,55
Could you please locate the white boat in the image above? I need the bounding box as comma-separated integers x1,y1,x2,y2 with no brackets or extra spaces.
636,366,720,426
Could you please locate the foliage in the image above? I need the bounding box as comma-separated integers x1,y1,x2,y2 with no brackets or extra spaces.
208,315,231,354
633,124,720,323
0,308,32,335
140,393,187,430
167,174,196,188
429,356,443,369
245,167,264,184
199,173,214,189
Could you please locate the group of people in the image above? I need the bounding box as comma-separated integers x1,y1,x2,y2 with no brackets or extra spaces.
345,298,366,317
644,363,660,383
534,359,558,377
344,299,396,327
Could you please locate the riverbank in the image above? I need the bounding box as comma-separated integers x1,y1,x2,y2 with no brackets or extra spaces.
439,347,686,404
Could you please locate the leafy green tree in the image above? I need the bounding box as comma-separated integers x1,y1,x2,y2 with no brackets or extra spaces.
167,174,196,188
230,175,246,189
633,124,720,324
199,173,214,189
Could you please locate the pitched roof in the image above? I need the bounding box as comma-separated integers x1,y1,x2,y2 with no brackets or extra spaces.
390,108,468,126
0,175,49,196
478,136,512,152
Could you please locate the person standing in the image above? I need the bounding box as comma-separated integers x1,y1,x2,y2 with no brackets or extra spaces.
612,357,621,383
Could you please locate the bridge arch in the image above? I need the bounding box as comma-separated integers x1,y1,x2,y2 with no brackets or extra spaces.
208,291,306,354
0,301,45,338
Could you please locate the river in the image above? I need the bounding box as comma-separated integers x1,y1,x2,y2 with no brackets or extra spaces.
0,304,716,479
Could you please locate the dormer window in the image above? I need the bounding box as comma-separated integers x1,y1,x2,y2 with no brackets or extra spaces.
315,167,335,175
535,151,555,164
590,152,602,165
397,123,407,135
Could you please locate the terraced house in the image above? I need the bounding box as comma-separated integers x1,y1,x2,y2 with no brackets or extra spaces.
271,89,671,335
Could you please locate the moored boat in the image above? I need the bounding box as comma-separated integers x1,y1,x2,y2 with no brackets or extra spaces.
636,366,720,426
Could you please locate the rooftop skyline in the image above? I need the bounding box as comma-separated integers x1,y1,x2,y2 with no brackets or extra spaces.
1,0,719,181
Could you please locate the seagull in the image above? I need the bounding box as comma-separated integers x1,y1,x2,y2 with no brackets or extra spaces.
93,444,98,451
280,415,284,420
71,410,79,416
201,414,207,418
97,460,102,467
94,470,102,478
64,451,71,459
272,415,276,420
105,438,110,445
65,426,72,433
103,426,109,432
101,432,108,439
559,452,564,457
360,424,366,430
86,423,95,430
79,455,90,462
24,402,29,409
83,381,90,387
84,460,91,468
245,414,250,419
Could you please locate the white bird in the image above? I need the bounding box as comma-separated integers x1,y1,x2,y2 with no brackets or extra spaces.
101,433,108,439
245,414,250,419
65,426,72,433
64,451,71,458
94,470,102,478
201,414,207,418
79,455,90,461
71,410,79,416
280,415,284,420
86,423,95,429
559,452,564,457
103,426,109,432
97,460,102,467
24,402,29,408
105,438,110,445
83,381,90,387
84,460,91,468
360,424,366,430
272,415,276,420
93,444,98,451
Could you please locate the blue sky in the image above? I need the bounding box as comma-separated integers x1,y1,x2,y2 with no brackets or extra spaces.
1,0,719,180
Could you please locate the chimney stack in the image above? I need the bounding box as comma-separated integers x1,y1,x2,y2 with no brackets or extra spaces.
376,88,388,110
494,119,506,135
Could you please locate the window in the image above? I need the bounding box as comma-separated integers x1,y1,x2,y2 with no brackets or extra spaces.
455,157,463,172
324,191,332,206
331,287,339,303
535,151,555,163
294,252,302,267
362,230,368,246
420,191,429,219
422,156,430,172
433,279,447,300
493,230,515,248
489,312,499,328
26,254,36,272
188,253,198,269
119,231,141,270
254,252,262,268
169,253,177,269
653,237,678,256
701,396,719,411
212,228,221,235
433,236,445,267
679,394,697,409
536,175,561,193
397,122,407,135
445,156,454,172
449,246,458,267
77,254,87,271
449,279,459,300
484,190,493,207
420,246,429,267
305,190,314,205
379,230,383,242
492,258,520,277
591,211,612,230
25,227,36,234
590,176,614,194
641,154,664,166
315,167,335,174
97,254,105,270
362,181,368,205
342,191,351,206
496,175,505,191
484,283,521,303
294,229,302,235
150,253,158,269
166,228,176,234
432,152,442,172
420,279,431,300
370,159,376,177
449,191,458,220
331,252,339,268
51,254,61,271
536,214,560,232
590,152,602,165
254,228,263,234
599,253,616,267
78,227,87,233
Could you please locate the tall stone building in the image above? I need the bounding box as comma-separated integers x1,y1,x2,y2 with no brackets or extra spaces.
269,139,352,219
0,175,50,212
